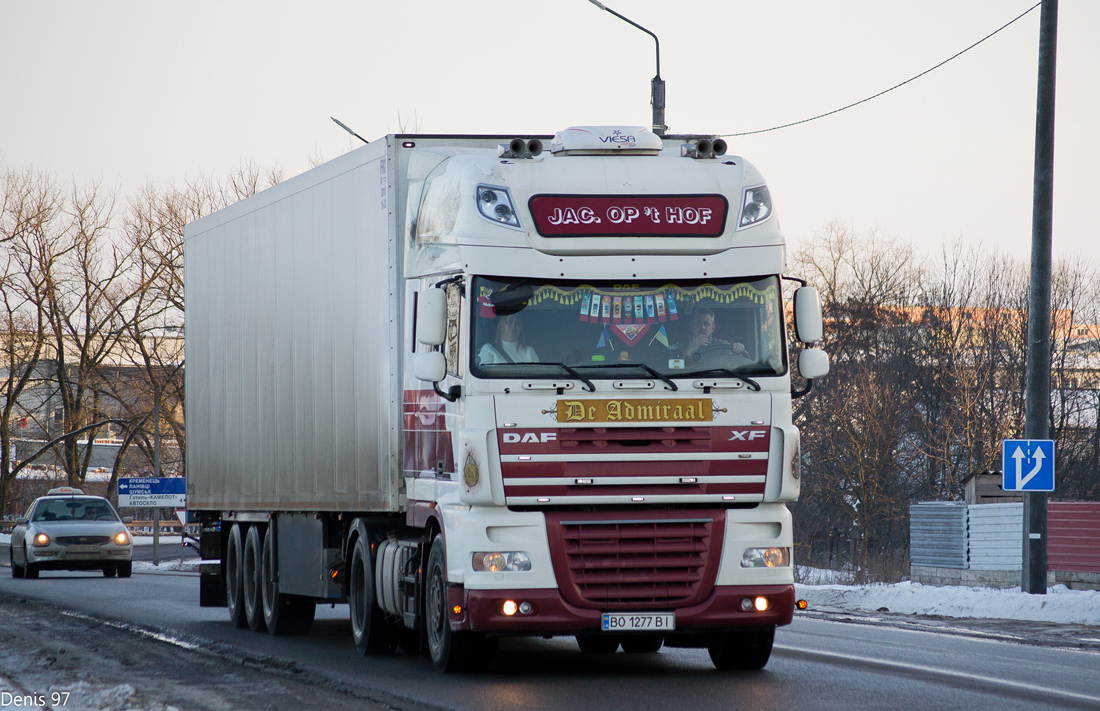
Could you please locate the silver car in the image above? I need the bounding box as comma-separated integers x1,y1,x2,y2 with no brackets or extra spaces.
9,488,134,578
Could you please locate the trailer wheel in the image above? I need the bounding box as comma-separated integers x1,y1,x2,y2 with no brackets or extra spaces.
707,627,775,671
262,523,316,636
243,525,267,632
349,537,398,655
225,524,248,628
425,535,495,672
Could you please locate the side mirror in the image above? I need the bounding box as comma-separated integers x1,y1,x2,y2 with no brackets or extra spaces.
794,287,823,344
15,517,28,526
416,289,447,346
415,351,447,383
122,516,133,524
799,348,830,380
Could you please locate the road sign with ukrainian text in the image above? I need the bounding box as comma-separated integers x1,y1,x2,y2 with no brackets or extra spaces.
1001,439,1055,492
118,477,186,507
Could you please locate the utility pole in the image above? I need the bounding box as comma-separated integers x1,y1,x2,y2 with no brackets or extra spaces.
1022,0,1058,594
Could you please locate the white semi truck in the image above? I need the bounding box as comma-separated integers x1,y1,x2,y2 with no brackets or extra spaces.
184,126,828,672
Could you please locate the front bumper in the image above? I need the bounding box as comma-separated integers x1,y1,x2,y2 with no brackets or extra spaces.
27,547,132,571
452,583,794,635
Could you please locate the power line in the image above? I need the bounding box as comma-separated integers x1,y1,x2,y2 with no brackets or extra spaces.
721,3,1041,138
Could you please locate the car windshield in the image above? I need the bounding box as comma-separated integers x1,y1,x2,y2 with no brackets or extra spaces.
32,498,119,522
470,275,786,381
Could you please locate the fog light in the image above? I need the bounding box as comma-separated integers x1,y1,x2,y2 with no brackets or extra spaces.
519,601,533,615
740,597,754,612
502,600,518,616
754,596,769,612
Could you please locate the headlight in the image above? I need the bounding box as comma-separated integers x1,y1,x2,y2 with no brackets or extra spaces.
476,185,522,229
33,532,51,547
741,547,790,568
472,551,532,573
738,185,771,228
114,531,130,546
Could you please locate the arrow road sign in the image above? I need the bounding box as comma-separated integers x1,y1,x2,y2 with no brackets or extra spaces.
1001,439,1055,492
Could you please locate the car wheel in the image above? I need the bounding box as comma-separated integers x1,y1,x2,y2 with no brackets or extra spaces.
117,561,132,578
707,627,775,671
425,535,495,672
225,524,247,628
10,547,24,578
243,524,267,632
23,547,39,579
103,566,117,578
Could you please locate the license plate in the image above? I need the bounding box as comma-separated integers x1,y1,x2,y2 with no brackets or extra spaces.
601,612,675,631
66,545,100,553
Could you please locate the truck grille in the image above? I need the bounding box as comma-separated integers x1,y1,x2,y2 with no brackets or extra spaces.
499,426,770,506
544,510,725,610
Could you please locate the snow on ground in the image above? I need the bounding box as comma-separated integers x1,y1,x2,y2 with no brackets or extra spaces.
3,532,1098,626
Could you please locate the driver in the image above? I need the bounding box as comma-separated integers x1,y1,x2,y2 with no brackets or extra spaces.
673,309,748,367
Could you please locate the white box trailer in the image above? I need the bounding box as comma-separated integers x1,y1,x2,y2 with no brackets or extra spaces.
185,126,828,672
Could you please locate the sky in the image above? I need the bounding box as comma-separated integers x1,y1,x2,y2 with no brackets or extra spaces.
2,1,1098,267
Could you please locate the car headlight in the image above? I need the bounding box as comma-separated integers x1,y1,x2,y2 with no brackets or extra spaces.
476,185,522,229
472,551,532,573
741,547,790,568
33,532,51,547
114,531,130,546
738,185,771,228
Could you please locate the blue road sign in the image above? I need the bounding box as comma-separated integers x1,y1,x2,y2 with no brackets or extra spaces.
1001,439,1055,492
118,477,187,507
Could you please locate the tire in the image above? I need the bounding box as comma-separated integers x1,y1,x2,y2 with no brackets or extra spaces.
10,547,24,578
425,535,495,672
576,635,621,654
24,547,39,579
103,566,117,578
118,560,132,578
243,525,267,632
707,627,775,671
348,536,399,655
225,524,248,628
261,523,315,636
621,635,664,654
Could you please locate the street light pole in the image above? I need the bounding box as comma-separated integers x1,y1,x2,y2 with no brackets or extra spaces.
1022,0,1058,595
588,0,667,136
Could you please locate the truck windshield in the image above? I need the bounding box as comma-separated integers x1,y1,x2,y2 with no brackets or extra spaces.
470,276,786,381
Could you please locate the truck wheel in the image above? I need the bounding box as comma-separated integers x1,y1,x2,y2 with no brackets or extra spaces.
576,636,621,654
349,537,398,654
243,525,267,632
426,535,495,672
707,627,775,671
621,635,663,654
226,524,248,628
10,547,24,578
262,524,315,636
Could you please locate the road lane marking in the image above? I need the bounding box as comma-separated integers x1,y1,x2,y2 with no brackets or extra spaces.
775,644,1100,706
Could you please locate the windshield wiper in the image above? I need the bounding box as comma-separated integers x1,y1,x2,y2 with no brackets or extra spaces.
684,368,760,392
533,362,597,392
574,363,678,391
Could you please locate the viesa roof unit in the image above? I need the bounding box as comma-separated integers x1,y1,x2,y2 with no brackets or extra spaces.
412,125,779,256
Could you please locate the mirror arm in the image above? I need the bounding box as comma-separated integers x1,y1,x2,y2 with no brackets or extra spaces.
434,381,461,402
791,379,814,399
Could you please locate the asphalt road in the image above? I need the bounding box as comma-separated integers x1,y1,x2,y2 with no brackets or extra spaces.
2,545,1099,711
